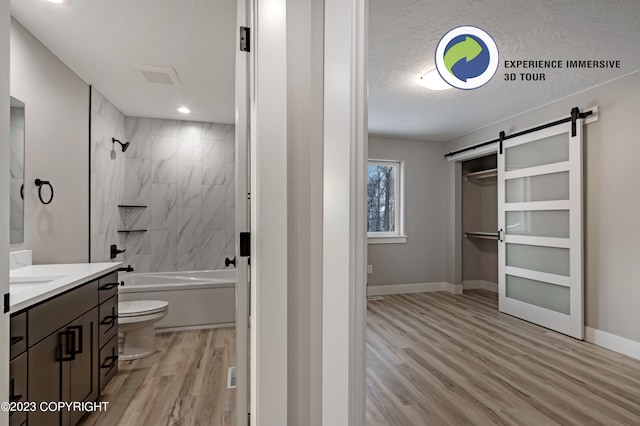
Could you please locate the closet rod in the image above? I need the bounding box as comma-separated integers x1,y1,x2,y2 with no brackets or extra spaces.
444,106,593,158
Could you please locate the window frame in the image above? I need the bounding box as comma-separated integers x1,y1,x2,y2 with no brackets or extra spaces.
367,159,406,244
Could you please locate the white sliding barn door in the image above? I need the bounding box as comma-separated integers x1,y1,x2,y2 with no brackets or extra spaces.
498,121,584,339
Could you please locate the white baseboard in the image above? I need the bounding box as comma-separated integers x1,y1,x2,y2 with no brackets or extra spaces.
156,322,235,334
463,280,498,293
446,282,464,295
367,282,462,296
585,327,640,361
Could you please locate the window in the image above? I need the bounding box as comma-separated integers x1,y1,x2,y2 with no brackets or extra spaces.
367,160,406,244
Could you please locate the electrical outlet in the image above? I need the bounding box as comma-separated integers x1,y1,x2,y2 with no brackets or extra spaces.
367,265,373,274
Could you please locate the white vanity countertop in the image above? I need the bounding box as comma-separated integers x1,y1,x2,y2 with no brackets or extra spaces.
9,262,123,313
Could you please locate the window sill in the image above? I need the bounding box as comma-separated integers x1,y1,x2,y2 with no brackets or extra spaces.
367,235,407,245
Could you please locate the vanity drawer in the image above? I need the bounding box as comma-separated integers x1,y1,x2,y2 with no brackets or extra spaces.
9,352,27,426
28,279,99,346
9,312,27,360
98,272,119,303
99,295,118,348
99,335,119,392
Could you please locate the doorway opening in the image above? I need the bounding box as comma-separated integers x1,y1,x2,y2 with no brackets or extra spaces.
7,0,251,424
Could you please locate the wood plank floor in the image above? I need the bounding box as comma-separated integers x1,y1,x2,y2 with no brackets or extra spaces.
80,292,640,426
81,327,235,426
366,290,640,426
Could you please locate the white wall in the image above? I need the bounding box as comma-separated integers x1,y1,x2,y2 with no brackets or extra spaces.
286,0,324,423
0,0,10,420
10,18,89,264
444,70,640,343
367,135,447,286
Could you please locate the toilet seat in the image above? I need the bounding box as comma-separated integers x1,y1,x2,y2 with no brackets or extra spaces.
119,300,169,318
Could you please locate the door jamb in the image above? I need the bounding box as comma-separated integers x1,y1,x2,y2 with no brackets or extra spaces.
250,0,288,424
0,1,10,423
235,0,252,423
322,0,368,423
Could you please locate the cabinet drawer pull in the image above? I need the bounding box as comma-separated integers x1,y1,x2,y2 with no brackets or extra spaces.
101,355,118,369
99,282,119,291
68,325,83,355
59,330,76,361
9,378,22,403
101,315,116,326
10,336,24,346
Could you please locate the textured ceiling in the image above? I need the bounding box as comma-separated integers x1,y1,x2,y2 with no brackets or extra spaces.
10,0,640,135
369,0,640,141
11,0,236,124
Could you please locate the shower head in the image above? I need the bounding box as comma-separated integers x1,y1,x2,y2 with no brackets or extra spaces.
112,138,130,153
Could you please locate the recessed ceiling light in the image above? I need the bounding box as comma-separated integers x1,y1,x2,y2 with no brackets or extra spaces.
46,0,69,4
178,107,191,114
419,69,452,91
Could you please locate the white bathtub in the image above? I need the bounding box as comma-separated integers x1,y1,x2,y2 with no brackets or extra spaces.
119,269,236,331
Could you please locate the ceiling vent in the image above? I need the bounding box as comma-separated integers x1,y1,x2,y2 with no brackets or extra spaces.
134,65,182,86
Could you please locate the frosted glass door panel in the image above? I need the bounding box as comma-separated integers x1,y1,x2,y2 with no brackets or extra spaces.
506,244,570,276
499,120,583,339
505,172,569,203
506,275,570,314
506,210,569,238
505,133,568,171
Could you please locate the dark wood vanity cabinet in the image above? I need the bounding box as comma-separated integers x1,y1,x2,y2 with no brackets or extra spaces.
9,352,27,426
9,270,119,426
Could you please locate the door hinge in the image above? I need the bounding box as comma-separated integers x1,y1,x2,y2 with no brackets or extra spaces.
240,27,251,52
240,232,250,257
3,293,9,313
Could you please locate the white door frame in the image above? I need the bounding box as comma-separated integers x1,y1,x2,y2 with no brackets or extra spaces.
235,0,251,423
1,0,10,423
250,0,288,424
322,0,368,423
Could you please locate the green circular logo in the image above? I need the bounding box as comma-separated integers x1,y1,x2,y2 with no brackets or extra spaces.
435,26,499,89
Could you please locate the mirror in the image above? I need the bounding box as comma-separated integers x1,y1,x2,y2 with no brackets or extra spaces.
9,96,25,244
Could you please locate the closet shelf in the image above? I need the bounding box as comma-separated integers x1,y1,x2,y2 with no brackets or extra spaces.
464,231,499,240
464,168,497,184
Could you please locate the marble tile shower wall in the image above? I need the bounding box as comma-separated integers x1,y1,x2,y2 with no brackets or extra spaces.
90,89,126,263
10,106,25,243
122,117,235,272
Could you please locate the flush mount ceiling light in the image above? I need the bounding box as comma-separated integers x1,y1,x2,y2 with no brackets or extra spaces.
419,69,452,91
178,107,191,114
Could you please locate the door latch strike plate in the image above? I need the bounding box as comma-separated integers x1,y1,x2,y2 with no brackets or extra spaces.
240,27,251,52
240,232,250,257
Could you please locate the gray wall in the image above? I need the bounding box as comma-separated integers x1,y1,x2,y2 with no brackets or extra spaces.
10,18,89,263
444,70,640,343
367,135,447,286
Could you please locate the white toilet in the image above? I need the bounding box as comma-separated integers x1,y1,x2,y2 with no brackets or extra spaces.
118,300,169,361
